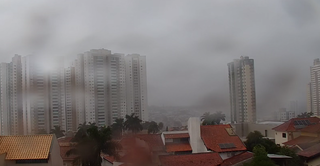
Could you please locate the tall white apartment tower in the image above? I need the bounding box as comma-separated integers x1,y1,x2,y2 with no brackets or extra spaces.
0,63,10,135
22,55,50,134
9,55,23,135
307,82,312,113
74,55,85,127
228,56,256,123
310,59,320,116
65,66,76,131
125,54,148,122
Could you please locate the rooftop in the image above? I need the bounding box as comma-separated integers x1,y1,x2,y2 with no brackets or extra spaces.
201,124,246,152
165,142,192,153
298,143,320,158
272,117,320,132
159,152,223,166
164,133,190,139
0,135,53,160
283,136,320,146
221,152,253,166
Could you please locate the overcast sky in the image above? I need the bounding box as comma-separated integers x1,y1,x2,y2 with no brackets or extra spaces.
1,0,320,119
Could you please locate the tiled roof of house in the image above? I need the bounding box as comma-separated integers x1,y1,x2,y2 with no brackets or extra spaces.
103,155,115,163
165,142,192,152
298,143,320,158
283,136,320,146
221,152,254,166
0,135,53,160
301,123,320,133
200,124,246,152
272,117,320,132
164,133,190,139
159,152,223,166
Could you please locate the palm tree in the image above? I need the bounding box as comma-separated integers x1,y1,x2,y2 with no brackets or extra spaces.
67,124,121,166
124,114,143,133
111,118,124,139
201,112,225,125
148,121,159,134
50,126,65,138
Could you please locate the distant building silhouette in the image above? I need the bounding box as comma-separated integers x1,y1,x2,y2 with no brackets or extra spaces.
310,59,320,116
228,56,256,123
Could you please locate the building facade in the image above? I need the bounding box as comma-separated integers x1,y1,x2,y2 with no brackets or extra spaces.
228,56,256,123
0,49,148,135
310,59,320,116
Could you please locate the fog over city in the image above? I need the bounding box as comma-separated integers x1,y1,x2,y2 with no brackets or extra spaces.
1,0,320,120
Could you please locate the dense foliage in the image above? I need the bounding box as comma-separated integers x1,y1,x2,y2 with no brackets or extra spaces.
244,131,280,153
201,111,226,125
67,123,121,166
50,126,65,138
243,145,276,166
124,114,143,133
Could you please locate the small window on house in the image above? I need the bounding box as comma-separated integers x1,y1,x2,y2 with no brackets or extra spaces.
265,130,268,137
282,133,286,138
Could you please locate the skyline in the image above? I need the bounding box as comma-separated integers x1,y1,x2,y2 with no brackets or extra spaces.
1,1,320,120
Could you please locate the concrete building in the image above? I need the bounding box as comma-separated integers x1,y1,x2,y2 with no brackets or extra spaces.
22,55,50,134
125,54,148,122
310,59,320,116
74,54,85,127
307,82,312,113
64,66,76,132
278,108,287,122
228,56,256,123
0,63,10,135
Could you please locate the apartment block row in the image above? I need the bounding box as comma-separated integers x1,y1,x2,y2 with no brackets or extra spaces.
0,49,148,135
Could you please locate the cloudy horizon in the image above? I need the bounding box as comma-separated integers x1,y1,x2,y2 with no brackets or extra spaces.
1,0,320,119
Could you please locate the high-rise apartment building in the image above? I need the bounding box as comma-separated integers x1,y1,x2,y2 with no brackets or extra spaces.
125,54,148,122
0,48,148,134
228,56,256,123
307,82,312,113
22,55,50,134
310,59,320,116
0,63,10,135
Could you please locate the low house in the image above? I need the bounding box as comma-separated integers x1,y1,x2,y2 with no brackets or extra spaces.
159,152,223,166
272,117,320,146
0,134,63,166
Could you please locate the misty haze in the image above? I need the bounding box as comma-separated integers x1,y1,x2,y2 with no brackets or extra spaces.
0,1,320,166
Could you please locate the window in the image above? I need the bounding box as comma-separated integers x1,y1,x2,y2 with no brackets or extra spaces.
282,133,286,138
265,130,268,137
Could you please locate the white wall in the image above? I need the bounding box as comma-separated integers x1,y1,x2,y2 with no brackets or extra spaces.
188,117,208,153
274,131,288,146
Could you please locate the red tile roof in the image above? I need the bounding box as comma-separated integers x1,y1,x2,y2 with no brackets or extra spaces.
159,152,223,166
164,133,190,139
298,143,320,158
221,152,253,166
201,124,246,152
283,136,320,146
301,123,320,133
165,142,192,152
272,117,320,132
103,155,115,163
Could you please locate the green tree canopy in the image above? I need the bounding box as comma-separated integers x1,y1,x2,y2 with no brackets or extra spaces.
111,118,124,139
67,123,121,166
297,112,314,118
158,122,164,130
124,114,143,133
278,146,302,166
148,121,159,134
244,131,280,154
243,145,276,166
201,111,226,125
50,126,65,138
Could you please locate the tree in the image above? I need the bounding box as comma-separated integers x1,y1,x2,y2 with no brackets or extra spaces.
244,131,280,153
158,122,164,131
50,126,65,138
124,114,143,133
201,111,226,125
111,118,124,139
67,123,121,166
148,121,159,134
243,145,276,166
297,112,314,118
278,146,302,166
